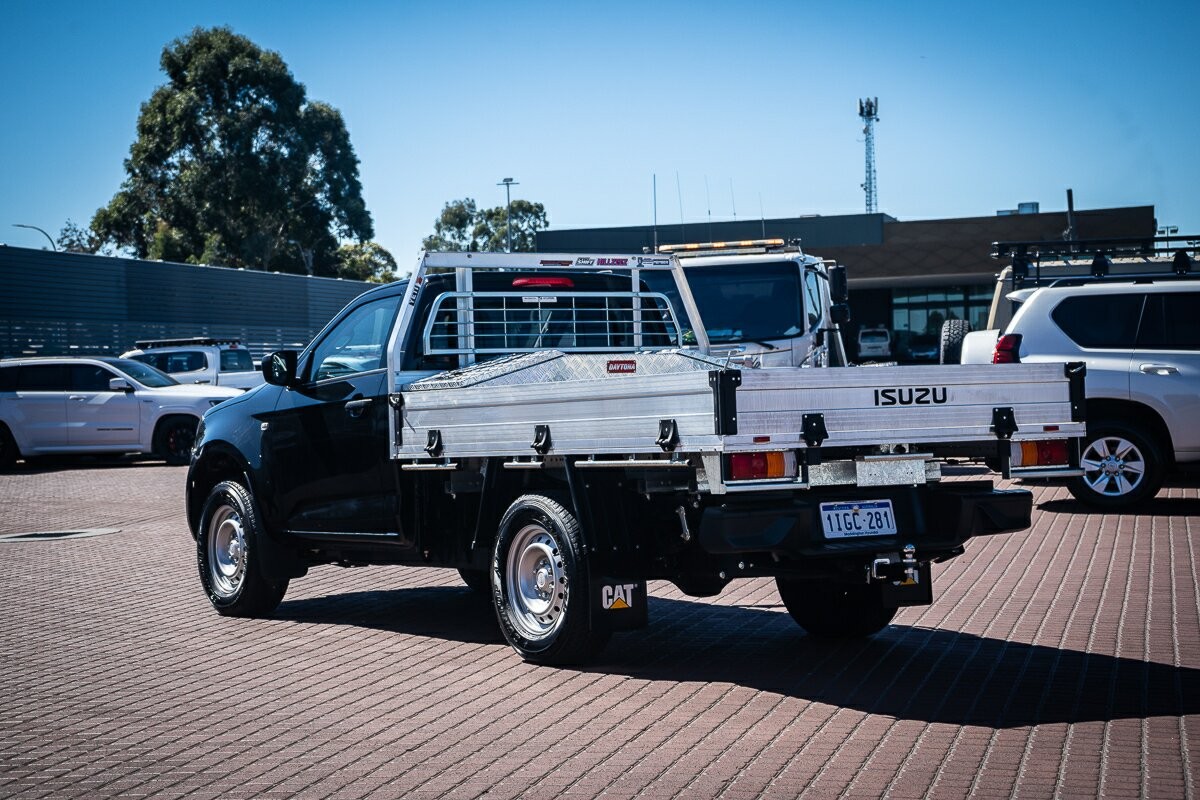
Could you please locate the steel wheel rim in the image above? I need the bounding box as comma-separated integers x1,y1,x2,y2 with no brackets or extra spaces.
505,523,567,640
1080,435,1146,497
207,505,247,598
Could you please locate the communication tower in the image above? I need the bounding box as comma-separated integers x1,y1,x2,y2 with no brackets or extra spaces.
858,97,879,214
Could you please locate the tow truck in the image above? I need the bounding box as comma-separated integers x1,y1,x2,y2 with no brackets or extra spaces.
187,250,1087,665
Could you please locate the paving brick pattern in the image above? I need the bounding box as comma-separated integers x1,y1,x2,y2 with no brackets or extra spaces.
0,461,1196,799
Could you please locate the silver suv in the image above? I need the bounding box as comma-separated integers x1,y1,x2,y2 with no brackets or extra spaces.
971,280,1200,507
0,357,241,468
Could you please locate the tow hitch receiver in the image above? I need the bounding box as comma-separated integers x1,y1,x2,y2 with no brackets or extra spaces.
871,545,934,608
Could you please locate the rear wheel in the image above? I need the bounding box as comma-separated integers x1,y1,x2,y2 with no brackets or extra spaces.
197,481,288,617
776,577,896,638
492,493,608,664
1069,420,1166,508
939,319,971,364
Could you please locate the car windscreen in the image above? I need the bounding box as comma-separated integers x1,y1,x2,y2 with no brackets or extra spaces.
860,331,889,342
102,358,180,387
643,261,804,344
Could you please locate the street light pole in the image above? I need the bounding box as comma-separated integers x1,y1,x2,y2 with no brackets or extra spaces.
497,178,518,252
12,224,56,251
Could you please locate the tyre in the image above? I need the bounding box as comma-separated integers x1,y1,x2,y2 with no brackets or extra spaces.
1069,420,1166,508
197,480,288,617
156,415,199,465
458,567,491,596
492,493,609,664
776,577,897,638
939,319,971,364
0,423,19,470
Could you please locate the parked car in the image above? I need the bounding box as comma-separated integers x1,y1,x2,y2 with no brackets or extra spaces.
963,279,1200,507
0,356,241,468
121,338,264,390
856,326,891,360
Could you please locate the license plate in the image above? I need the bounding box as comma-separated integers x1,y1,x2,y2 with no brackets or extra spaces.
820,500,897,539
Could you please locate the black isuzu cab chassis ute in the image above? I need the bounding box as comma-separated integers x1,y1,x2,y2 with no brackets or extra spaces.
188,250,1087,665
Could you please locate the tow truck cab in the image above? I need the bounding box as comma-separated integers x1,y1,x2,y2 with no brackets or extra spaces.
640,239,849,368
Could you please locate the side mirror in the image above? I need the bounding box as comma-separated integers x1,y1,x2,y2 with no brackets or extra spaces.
263,350,299,387
108,377,134,393
828,265,849,304
830,303,851,325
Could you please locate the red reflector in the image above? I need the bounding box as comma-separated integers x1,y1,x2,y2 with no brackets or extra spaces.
753,435,771,443
993,333,1022,364
1043,425,1059,432
730,452,770,480
512,277,574,288
1036,440,1069,465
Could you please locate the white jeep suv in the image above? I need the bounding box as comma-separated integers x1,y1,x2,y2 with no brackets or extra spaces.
968,280,1200,507
0,357,241,468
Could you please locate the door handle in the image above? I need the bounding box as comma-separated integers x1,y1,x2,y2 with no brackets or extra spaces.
345,398,373,417
68,395,87,401
1139,364,1179,375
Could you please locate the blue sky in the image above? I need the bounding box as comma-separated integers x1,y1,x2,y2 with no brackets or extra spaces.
2,0,1197,263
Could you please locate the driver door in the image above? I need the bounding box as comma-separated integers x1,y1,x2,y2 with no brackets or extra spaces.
265,293,403,536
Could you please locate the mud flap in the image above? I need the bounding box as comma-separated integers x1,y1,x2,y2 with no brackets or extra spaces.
590,578,649,632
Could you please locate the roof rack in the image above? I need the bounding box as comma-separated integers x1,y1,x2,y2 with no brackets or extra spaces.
133,337,245,349
991,234,1198,290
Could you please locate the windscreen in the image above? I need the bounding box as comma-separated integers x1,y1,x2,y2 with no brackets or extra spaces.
102,358,179,388
644,261,804,344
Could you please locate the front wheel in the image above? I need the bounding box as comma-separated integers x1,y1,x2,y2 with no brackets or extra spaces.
776,577,897,638
492,493,609,664
1069,420,1166,508
197,481,288,617
156,415,199,465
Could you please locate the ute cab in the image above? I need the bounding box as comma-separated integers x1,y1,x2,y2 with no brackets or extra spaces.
640,239,849,368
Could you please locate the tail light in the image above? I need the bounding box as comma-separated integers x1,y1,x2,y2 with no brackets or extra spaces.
1010,439,1069,467
512,277,574,289
992,333,1022,364
728,451,794,480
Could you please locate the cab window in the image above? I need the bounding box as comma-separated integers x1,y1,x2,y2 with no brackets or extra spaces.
70,364,118,391
309,294,402,381
219,350,254,372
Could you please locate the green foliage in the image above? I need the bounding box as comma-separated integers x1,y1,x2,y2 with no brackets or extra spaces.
335,241,401,283
91,26,373,275
56,220,102,254
422,197,547,252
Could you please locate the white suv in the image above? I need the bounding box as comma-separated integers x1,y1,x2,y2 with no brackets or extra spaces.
968,280,1200,507
0,357,241,468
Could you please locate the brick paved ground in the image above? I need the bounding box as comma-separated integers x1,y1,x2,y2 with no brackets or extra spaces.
0,459,1196,799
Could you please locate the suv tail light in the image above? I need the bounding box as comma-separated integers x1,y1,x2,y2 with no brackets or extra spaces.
993,333,1022,364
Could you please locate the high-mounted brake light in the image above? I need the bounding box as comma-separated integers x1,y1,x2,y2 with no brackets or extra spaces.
1011,439,1069,467
728,451,792,481
512,277,574,289
993,333,1022,364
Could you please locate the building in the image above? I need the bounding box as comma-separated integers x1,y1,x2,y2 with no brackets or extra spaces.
536,204,1156,359
0,246,373,359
